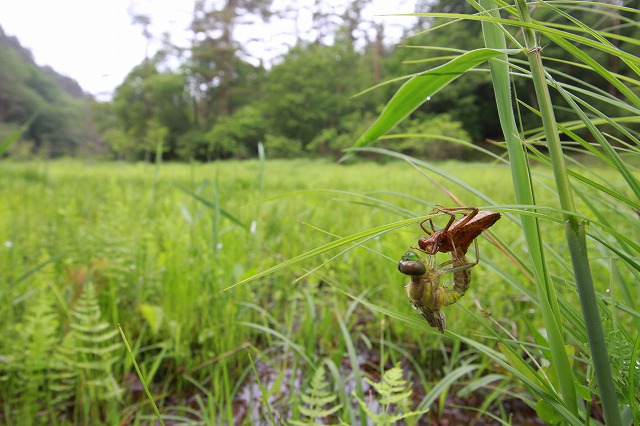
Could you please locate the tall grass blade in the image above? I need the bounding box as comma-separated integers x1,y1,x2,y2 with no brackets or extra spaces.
172,182,249,230
247,352,277,425
355,48,511,146
479,0,578,417
336,307,367,426
223,217,416,291
0,114,37,156
514,1,622,424
118,324,165,426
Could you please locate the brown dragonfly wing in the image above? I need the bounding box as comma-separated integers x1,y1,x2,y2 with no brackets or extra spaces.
416,306,446,333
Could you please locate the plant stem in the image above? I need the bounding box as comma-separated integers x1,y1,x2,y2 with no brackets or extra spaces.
514,1,622,425
479,0,578,417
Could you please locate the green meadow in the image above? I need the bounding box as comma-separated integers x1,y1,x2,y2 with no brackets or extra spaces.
1,157,636,424
2,0,639,422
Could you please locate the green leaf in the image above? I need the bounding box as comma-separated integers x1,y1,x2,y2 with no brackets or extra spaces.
223,217,416,291
0,113,37,156
536,399,565,425
139,304,165,337
497,343,543,389
354,48,513,147
172,182,249,231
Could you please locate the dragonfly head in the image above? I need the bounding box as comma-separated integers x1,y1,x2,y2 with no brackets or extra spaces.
398,251,427,276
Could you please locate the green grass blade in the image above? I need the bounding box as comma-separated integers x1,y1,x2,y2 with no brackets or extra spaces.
404,12,640,67
355,48,511,146
172,182,249,230
514,1,623,423
118,324,165,426
550,80,640,200
247,352,276,426
544,33,640,108
415,364,479,412
481,0,578,416
336,307,367,426
238,322,315,367
0,114,37,156
222,217,417,291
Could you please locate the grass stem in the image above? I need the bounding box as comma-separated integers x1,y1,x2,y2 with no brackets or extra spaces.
514,1,622,424
118,324,165,426
479,0,579,417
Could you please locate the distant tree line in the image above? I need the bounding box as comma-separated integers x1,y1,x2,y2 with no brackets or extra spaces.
2,0,638,161
93,0,494,161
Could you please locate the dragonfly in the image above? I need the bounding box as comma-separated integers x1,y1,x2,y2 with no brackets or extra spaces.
397,241,479,333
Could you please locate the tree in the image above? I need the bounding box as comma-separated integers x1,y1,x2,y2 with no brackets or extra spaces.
112,63,191,159
263,40,378,153
380,0,500,142
206,104,266,159
188,0,272,126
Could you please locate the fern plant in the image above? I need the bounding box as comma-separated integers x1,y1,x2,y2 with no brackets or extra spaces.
2,289,59,425
290,364,343,426
352,363,428,426
52,282,123,422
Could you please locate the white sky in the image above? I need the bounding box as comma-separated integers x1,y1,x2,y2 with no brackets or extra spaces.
0,0,416,100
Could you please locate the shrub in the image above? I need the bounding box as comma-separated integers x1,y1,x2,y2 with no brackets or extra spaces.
392,114,474,161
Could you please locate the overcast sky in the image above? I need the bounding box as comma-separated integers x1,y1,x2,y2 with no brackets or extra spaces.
0,0,417,100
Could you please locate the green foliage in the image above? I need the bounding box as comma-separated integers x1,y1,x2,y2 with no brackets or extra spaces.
1,158,635,424
0,115,38,157
263,134,304,158
52,283,123,420
356,48,506,147
350,1,640,425
101,128,136,160
111,63,191,159
3,290,59,423
352,364,428,425
0,28,96,158
392,114,474,161
263,42,376,149
175,128,210,160
291,365,343,425
3,3,640,424
206,105,267,159
308,111,377,160
384,37,498,140
0,0,585,160
603,322,640,408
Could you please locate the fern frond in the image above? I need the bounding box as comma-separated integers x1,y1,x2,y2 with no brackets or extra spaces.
352,363,429,426
52,282,124,410
604,321,640,405
292,364,342,425
0,289,60,423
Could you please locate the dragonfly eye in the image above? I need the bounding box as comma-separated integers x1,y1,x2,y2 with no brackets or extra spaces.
398,251,427,276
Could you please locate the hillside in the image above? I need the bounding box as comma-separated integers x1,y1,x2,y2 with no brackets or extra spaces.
0,25,102,157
